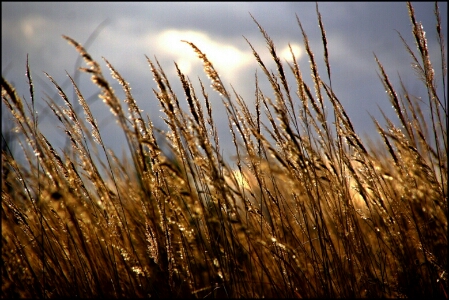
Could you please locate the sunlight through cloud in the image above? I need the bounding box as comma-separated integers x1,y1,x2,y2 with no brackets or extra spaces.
156,29,253,80
21,16,48,39
280,43,302,62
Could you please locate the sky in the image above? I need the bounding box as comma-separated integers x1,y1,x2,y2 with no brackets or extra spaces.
2,2,447,163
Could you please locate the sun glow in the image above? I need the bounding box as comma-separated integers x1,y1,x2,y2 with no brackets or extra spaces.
156,29,253,79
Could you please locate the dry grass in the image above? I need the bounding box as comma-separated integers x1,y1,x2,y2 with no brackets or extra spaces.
2,2,447,298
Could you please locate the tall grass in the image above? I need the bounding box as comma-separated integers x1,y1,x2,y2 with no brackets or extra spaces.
2,2,447,298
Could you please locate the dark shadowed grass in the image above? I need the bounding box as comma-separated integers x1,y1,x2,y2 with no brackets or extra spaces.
2,2,447,298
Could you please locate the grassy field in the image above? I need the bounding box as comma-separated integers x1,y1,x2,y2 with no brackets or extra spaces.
2,2,447,298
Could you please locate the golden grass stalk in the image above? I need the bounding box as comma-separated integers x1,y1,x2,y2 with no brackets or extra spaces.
2,2,447,298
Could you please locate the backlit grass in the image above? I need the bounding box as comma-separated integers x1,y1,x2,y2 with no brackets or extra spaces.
2,2,447,298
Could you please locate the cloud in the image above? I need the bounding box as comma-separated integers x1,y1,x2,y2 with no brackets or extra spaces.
2,2,446,161
154,29,254,82
279,43,302,62
21,15,48,39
